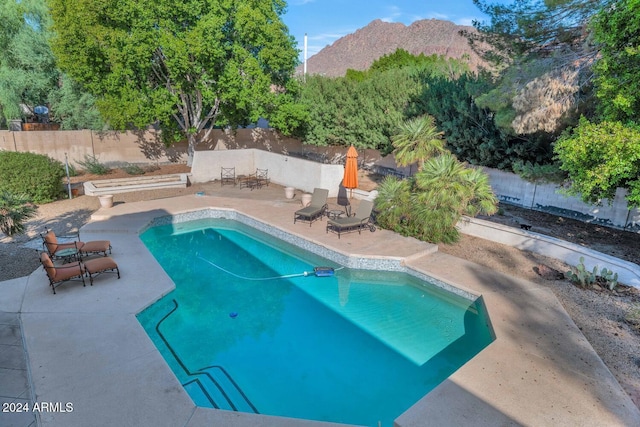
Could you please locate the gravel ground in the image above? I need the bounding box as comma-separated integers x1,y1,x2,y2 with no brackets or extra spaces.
2,167,639,410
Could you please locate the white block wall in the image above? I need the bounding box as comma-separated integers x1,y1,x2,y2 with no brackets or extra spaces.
191,149,345,197
483,167,640,230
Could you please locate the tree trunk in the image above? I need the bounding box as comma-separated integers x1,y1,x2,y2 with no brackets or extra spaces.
186,133,197,166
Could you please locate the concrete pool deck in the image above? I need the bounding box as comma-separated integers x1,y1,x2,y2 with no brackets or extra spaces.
2,184,640,427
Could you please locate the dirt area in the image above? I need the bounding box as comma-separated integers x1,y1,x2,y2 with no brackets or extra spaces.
2,165,640,409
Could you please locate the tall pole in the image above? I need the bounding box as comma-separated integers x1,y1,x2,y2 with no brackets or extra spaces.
303,33,308,79
65,152,72,199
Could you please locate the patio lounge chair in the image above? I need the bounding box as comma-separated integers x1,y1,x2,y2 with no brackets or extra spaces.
83,256,120,286
294,188,328,226
40,252,86,294
326,199,376,238
41,229,111,260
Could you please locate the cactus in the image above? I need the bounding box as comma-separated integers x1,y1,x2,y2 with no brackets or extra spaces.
599,268,619,290
567,258,620,290
566,257,596,287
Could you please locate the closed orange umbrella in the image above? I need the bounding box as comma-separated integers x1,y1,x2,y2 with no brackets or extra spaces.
343,146,358,197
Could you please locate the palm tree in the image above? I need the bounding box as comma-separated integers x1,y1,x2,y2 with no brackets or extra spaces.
373,176,412,233
413,153,498,243
0,192,38,236
391,115,446,172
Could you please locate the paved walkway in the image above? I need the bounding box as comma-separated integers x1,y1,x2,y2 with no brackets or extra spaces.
1,183,640,426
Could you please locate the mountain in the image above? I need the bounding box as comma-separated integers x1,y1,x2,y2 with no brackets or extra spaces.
299,19,486,77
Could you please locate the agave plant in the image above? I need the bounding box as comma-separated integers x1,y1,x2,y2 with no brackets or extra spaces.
0,191,38,236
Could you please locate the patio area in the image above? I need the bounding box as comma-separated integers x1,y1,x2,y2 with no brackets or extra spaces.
1,183,639,426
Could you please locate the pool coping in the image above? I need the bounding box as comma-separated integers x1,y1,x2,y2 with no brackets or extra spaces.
10,192,640,426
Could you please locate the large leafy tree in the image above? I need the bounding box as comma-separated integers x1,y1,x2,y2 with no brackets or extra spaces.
0,0,57,122
590,0,640,123
0,0,103,129
300,68,424,152
48,0,299,164
554,118,640,207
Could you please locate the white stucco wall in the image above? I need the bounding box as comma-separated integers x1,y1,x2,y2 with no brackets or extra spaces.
191,149,345,197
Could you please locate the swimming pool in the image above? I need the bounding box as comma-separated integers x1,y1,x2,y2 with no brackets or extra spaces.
137,218,494,426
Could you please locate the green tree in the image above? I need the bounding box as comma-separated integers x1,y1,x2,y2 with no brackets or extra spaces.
0,0,103,129
0,0,57,122
49,0,299,164
300,68,424,152
391,115,445,171
0,191,37,236
590,0,640,123
554,117,640,206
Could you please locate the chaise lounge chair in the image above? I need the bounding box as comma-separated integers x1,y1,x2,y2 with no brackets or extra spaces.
41,229,112,260
40,252,86,294
294,188,329,226
326,199,376,238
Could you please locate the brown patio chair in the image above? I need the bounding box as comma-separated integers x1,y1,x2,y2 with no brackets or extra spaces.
41,229,111,260
41,229,85,260
40,252,86,294
294,188,329,226
83,256,120,286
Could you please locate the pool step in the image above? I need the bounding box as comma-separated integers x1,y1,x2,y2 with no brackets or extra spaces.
184,365,258,413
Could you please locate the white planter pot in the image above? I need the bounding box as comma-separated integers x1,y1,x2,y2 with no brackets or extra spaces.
284,187,295,199
98,194,114,209
301,193,312,207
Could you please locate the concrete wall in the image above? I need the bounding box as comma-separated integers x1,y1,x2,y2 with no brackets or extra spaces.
484,167,640,231
0,129,188,165
0,127,307,167
191,149,345,197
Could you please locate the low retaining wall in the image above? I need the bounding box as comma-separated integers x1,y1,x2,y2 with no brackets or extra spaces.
83,173,189,196
458,216,640,288
484,167,640,231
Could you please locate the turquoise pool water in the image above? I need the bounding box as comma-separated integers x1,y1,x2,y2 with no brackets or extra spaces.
137,218,494,426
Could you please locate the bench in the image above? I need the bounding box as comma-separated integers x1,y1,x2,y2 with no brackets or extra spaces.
83,173,189,196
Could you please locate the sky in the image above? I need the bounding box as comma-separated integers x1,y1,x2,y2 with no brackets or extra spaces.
282,0,489,60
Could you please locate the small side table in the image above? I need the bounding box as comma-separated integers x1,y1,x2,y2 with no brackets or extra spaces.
55,248,79,264
327,210,344,220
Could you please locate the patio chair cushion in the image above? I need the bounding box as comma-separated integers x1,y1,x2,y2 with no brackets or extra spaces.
83,256,120,285
80,240,112,257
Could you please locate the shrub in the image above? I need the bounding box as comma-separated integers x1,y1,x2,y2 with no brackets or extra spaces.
122,163,145,175
0,152,66,203
77,155,111,175
374,153,498,243
0,191,38,236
